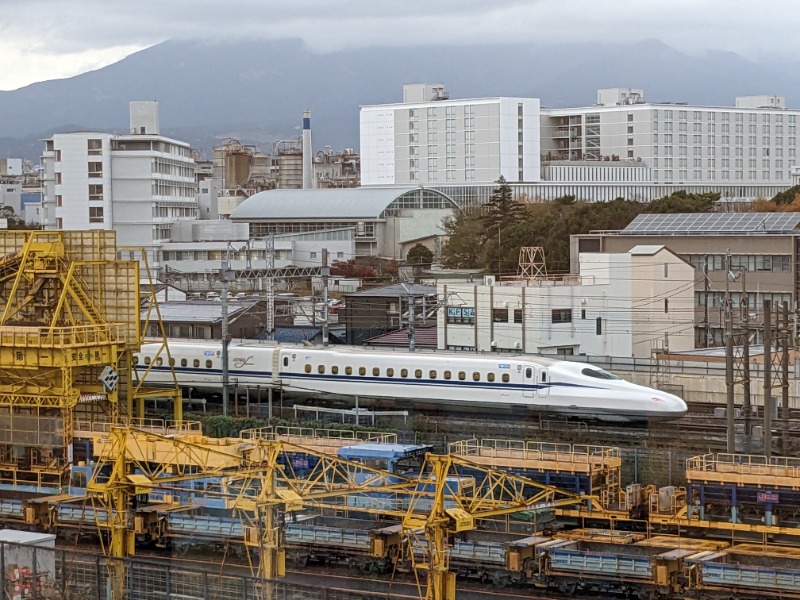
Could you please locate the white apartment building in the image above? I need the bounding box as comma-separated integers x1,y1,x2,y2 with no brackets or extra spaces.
360,83,541,188
361,86,799,207
41,102,197,254
438,245,695,359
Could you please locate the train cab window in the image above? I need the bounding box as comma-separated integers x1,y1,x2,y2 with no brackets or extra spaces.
169,358,175,367
205,360,213,369
386,368,394,377
373,367,380,376
458,371,466,381
472,372,480,381
444,370,451,380
181,358,187,367
359,367,366,376
429,370,437,379
144,356,151,365
415,369,423,379
318,365,325,374
401,368,408,377
525,367,532,378
541,372,547,382
156,357,163,366
305,364,312,374
487,373,495,382
332,366,339,375
502,373,510,383
581,367,620,380
193,359,200,368
283,357,289,367
345,366,353,375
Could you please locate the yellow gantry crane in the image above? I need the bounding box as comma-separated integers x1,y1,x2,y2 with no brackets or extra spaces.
403,453,588,600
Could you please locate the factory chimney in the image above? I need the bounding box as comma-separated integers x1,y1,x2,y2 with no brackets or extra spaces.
302,110,314,189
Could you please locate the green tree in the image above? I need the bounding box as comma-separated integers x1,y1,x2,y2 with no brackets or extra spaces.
441,209,484,268
771,184,800,206
0,206,32,230
642,190,718,214
406,243,434,265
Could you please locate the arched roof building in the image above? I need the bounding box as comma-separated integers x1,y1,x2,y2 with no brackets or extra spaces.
230,186,459,259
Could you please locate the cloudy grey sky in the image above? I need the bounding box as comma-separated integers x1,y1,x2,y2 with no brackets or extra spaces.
1,0,798,91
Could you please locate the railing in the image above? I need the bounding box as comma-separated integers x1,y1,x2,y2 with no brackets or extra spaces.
0,323,124,348
686,453,800,477
74,418,202,436
240,425,397,444
449,438,620,464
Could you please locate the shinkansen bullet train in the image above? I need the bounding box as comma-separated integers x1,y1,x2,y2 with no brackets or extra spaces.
134,341,687,422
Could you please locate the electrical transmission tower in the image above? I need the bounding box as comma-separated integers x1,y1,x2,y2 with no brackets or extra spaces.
517,246,547,280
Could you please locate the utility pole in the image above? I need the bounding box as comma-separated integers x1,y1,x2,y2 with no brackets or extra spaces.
704,256,712,347
220,260,233,417
408,281,416,353
741,274,751,453
322,248,329,347
763,298,772,458
725,250,735,453
781,301,790,455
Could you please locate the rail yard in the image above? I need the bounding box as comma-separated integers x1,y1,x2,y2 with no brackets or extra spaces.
2,229,800,600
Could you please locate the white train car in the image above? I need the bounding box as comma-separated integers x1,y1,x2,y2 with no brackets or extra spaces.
134,341,687,422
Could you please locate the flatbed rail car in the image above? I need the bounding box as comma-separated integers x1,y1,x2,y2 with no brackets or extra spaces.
537,530,727,598
686,543,800,599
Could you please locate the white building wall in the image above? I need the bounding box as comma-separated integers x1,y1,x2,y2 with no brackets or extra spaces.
360,109,396,185
438,249,695,358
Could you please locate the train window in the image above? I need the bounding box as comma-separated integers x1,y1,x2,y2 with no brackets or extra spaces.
318,365,325,374
205,360,212,369
169,358,175,367
132,356,139,365
472,372,480,381
386,368,394,377
429,370,437,379
181,358,187,367
444,370,451,380
487,373,495,382
193,359,200,368
359,367,366,376
415,369,423,379
144,356,151,365
332,366,339,375
156,357,163,366
373,367,380,376
305,364,312,373
581,367,620,380
541,372,547,382
401,368,408,377
345,366,353,375
525,367,532,378
502,373,510,383
458,371,466,381
283,357,289,367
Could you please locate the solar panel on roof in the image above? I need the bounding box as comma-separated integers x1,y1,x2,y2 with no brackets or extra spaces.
621,212,800,234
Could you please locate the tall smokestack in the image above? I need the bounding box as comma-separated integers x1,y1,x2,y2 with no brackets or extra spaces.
302,110,313,189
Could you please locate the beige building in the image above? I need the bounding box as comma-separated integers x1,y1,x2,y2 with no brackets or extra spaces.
438,246,695,358
571,212,800,346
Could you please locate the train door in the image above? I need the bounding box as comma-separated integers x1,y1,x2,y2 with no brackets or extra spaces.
523,366,535,398
538,369,550,397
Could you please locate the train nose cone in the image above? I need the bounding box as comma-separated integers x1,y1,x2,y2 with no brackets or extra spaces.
664,393,688,418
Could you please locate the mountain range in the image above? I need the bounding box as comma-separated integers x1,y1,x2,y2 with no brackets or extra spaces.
1,38,798,162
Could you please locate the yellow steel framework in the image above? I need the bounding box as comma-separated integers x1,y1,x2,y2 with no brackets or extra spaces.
0,231,138,489
123,247,183,423
83,427,588,600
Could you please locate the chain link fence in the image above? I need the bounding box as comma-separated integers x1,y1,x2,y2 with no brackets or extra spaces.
0,542,396,600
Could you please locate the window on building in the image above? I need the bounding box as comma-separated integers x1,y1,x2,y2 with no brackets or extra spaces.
664,299,669,313
88,162,103,178
551,309,572,324
513,309,522,323
55,172,62,184
596,317,603,335
89,206,104,223
56,195,62,207
89,184,103,200
87,139,102,155
492,308,508,323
